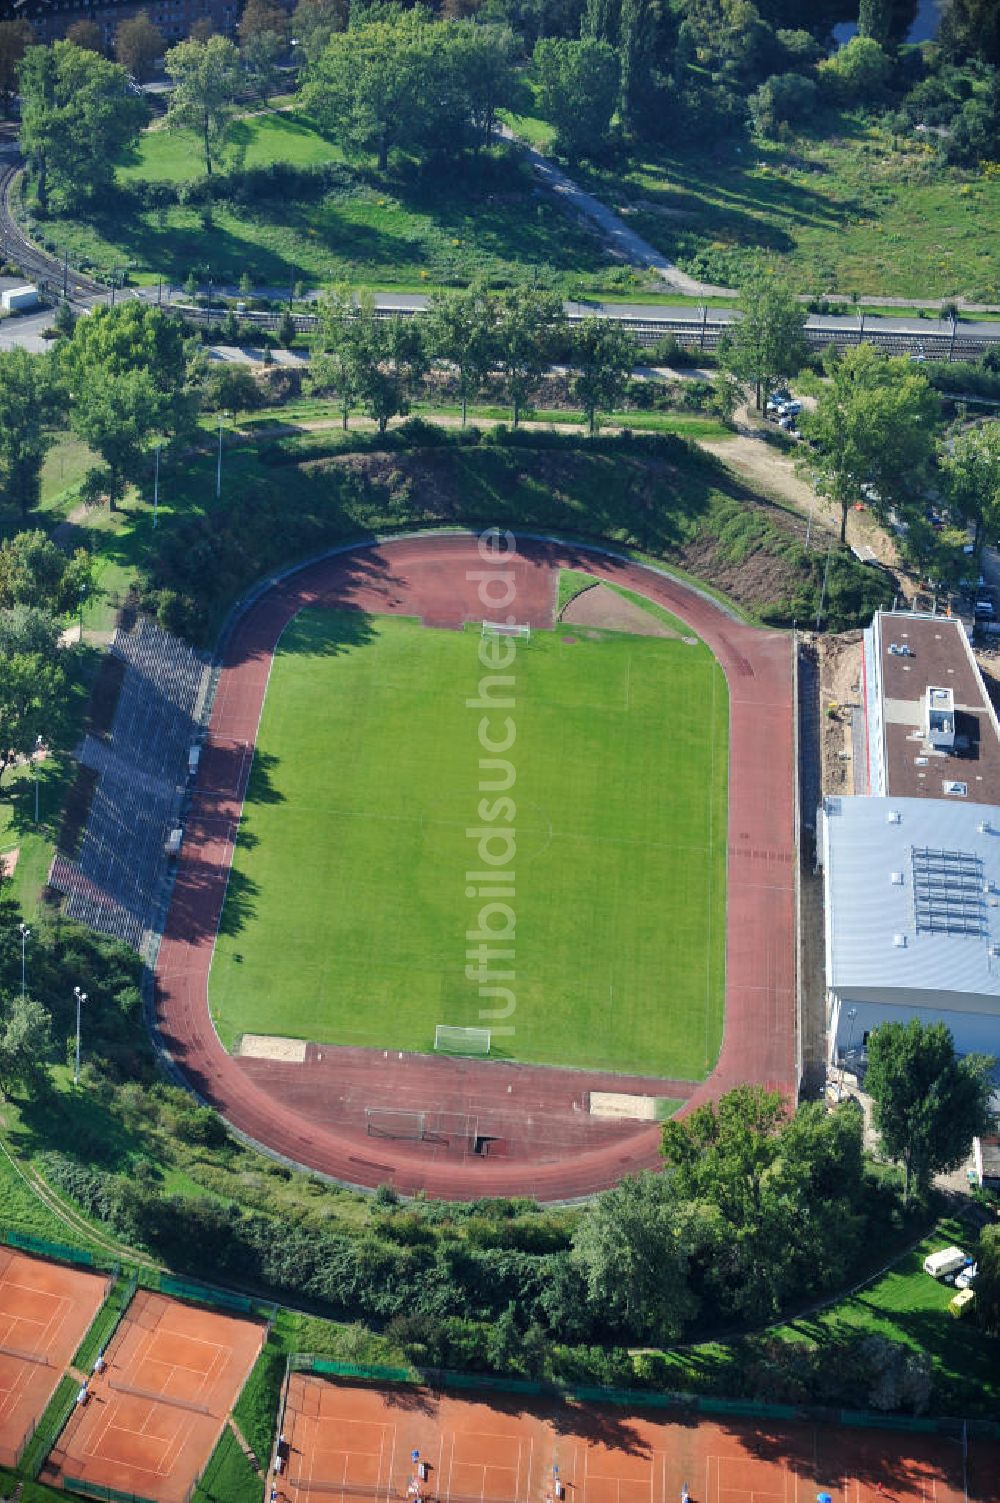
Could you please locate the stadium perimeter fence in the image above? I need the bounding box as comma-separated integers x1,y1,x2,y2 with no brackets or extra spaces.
285,1356,1000,1443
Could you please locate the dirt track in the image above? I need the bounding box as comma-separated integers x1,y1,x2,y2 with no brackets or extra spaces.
154,534,796,1200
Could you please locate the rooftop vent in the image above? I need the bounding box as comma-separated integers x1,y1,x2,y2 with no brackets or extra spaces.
980,820,993,835
889,643,914,656
891,871,904,885
887,810,902,824
893,933,908,948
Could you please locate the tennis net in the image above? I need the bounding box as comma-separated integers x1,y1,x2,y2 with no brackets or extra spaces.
108,1377,213,1415
0,1341,49,1365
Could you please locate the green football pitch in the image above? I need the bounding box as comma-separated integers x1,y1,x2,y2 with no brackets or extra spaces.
209,608,729,1079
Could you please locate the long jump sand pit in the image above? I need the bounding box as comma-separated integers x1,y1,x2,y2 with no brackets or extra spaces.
47,1288,266,1503
276,1376,998,1503
0,1249,109,1468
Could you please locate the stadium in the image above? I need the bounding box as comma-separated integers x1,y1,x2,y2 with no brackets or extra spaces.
107,531,794,1200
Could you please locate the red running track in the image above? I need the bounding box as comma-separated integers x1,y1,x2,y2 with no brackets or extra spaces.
154,534,797,1200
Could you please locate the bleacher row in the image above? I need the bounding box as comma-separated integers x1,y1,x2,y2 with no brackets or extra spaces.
50,617,208,951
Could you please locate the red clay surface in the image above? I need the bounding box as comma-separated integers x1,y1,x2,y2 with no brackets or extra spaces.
275,1376,998,1503
154,534,796,1199
0,1250,109,1469
46,1289,265,1503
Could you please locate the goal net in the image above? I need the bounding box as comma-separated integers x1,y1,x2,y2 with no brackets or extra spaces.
366,1108,427,1141
434,1024,492,1056
482,621,531,641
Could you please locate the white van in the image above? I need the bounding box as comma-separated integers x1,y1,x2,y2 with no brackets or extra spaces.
923,1246,967,1279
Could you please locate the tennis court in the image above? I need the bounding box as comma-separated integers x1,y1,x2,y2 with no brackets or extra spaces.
47,1288,265,1503
0,1249,109,1468
274,1377,997,1503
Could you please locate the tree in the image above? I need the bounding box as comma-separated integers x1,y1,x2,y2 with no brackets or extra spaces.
355,311,428,436
801,343,939,544
312,296,425,436
572,318,635,435
0,349,63,520
291,0,349,63
0,638,69,789
617,0,654,135
426,285,497,426
533,37,618,159
858,0,892,47
941,0,1000,65
115,11,164,81
865,1020,994,1203
64,20,103,53
239,0,289,104
451,21,524,148
493,286,565,427
571,1172,699,1341
0,994,52,1098
976,1224,1000,1334
164,35,243,177
718,262,806,412
19,42,149,210
748,71,817,135
821,35,891,102
940,421,1000,554
0,19,32,119
661,1087,865,1320
941,73,1000,167
0,532,92,615
309,287,365,430
62,304,196,507
301,14,469,169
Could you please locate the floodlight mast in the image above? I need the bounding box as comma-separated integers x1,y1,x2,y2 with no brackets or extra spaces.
73,986,88,1086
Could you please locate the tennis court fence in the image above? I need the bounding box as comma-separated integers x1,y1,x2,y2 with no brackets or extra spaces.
1,1228,99,1270
21,1374,80,1478
159,1273,254,1314
285,1356,1000,1441
62,1477,159,1503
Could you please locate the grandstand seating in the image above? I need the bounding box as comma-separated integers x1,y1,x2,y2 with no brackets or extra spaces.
50,617,208,950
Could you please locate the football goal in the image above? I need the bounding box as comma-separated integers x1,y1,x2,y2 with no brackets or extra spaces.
482,621,531,641
366,1107,427,1141
434,1024,492,1056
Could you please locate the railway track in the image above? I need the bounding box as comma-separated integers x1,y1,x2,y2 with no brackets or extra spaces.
0,151,107,305
0,143,998,359
175,299,1000,358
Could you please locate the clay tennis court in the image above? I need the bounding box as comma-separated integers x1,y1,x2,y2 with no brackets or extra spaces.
276,1376,999,1503
0,1249,109,1468
154,532,796,1199
46,1288,265,1503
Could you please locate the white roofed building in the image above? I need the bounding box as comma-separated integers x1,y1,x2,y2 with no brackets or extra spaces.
821,794,1000,1066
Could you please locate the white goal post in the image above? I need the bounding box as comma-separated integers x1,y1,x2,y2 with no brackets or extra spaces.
482,621,531,641
434,1024,492,1056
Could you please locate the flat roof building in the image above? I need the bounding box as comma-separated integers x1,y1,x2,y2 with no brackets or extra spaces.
822,794,1000,1064
861,610,1000,803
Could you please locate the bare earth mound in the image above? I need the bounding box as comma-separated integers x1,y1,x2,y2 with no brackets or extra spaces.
562,582,681,637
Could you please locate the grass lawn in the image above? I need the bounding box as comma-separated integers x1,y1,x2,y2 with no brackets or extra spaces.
209,609,728,1077
577,114,1000,301
36,110,648,299
782,1215,1000,1414
118,111,345,185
